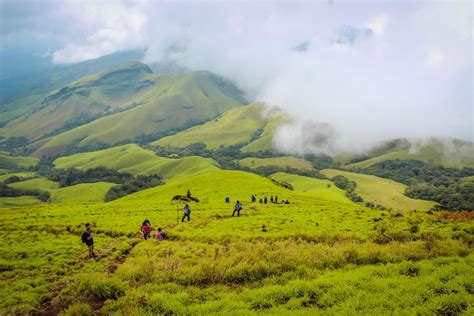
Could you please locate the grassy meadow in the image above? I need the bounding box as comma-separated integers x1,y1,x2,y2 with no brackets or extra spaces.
0,170,472,315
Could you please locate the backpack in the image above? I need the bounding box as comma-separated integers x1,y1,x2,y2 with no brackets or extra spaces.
143,223,151,233
81,231,89,244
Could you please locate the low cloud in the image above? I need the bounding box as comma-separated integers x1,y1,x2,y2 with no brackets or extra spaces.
2,0,472,154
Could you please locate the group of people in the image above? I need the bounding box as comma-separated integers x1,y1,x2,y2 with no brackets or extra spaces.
81,190,289,258
140,219,168,240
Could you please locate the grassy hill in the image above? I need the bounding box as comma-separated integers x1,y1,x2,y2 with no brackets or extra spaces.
0,196,41,208
0,169,472,314
153,103,287,152
321,169,436,211
0,153,38,169
0,50,145,126
2,62,156,142
0,171,36,182
33,70,246,156
9,177,59,191
49,182,117,203
53,144,220,181
240,156,313,171
270,172,348,202
344,138,474,169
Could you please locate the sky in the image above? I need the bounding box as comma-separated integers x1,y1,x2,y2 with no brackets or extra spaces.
0,0,472,153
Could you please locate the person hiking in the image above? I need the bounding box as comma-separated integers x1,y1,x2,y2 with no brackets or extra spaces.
141,219,152,240
270,196,274,203
187,190,191,198
264,196,268,204
259,197,263,203
225,196,230,203
275,196,278,204
182,204,191,222
155,228,168,241
81,223,95,258
232,201,243,217
251,194,256,202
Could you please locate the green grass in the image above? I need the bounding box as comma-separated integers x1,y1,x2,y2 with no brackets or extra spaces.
321,169,437,211
9,177,59,191
240,156,313,171
0,196,41,207
0,170,472,314
53,144,220,181
346,138,474,169
0,171,36,182
0,153,39,169
35,70,245,155
49,182,117,203
154,103,265,149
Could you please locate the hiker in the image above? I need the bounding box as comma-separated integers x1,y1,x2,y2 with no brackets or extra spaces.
182,204,191,222
270,196,274,203
141,219,152,240
264,196,268,204
251,194,256,202
81,223,95,258
259,197,263,203
187,190,191,198
275,196,278,204
155,228,168,241
232,200,243,217
225,196,230,203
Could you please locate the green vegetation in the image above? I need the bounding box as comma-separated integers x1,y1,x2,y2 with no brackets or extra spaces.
34,70,246,156
0,170,472,314
321,169,436,211
53,144,220,181
154,103,284,151
240,156,314,171
8,177,59,191
0,196,41,207
0,171,36,182
0,152,38,169
357,160,474,210
50,182,117,203
346,138,474,169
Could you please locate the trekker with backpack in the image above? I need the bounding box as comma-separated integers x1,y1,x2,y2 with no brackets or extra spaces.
81,223,95,258
141,219,152,240
232,201,243,217
251,194,256,202
155,227,168,240
182,204,191,222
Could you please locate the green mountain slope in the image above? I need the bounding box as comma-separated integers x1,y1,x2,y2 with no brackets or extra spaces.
321,169,436,211
0,153,38,169
2,62,155,142
0,50,145,125
343,138,474,168
53,144,220,181
49,182,117,203
33,70,245,156
153,103,286,151
239,156,313,171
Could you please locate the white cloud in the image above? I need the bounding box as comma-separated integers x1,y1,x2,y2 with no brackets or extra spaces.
366,14,389,36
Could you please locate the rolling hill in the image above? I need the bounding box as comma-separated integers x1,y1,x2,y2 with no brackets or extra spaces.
239,156,314,171
343,138,474,169
53,144,220,181
0,50,145,125
321,169,436,211
153,103,285,151
0,152,38,169
49,182,117,203
32,69,246,156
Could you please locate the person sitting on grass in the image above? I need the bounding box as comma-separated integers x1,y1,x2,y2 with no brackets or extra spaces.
81,223,95,258
182,204,191,222
232,200,243,217
155,227,168,240
141,219,152,240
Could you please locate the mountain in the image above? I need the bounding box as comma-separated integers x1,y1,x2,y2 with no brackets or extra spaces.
343,138,474,169
1,62,155,142
153,102,287,152
53,144,220,181
28,69,246,156
0,50,145,125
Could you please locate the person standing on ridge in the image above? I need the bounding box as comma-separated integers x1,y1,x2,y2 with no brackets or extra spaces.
232,200,243,217
264,196,268,204
251,194,256,202
182,204,191,222
275,196,278,204
187,190,191,198
81,223,95,258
